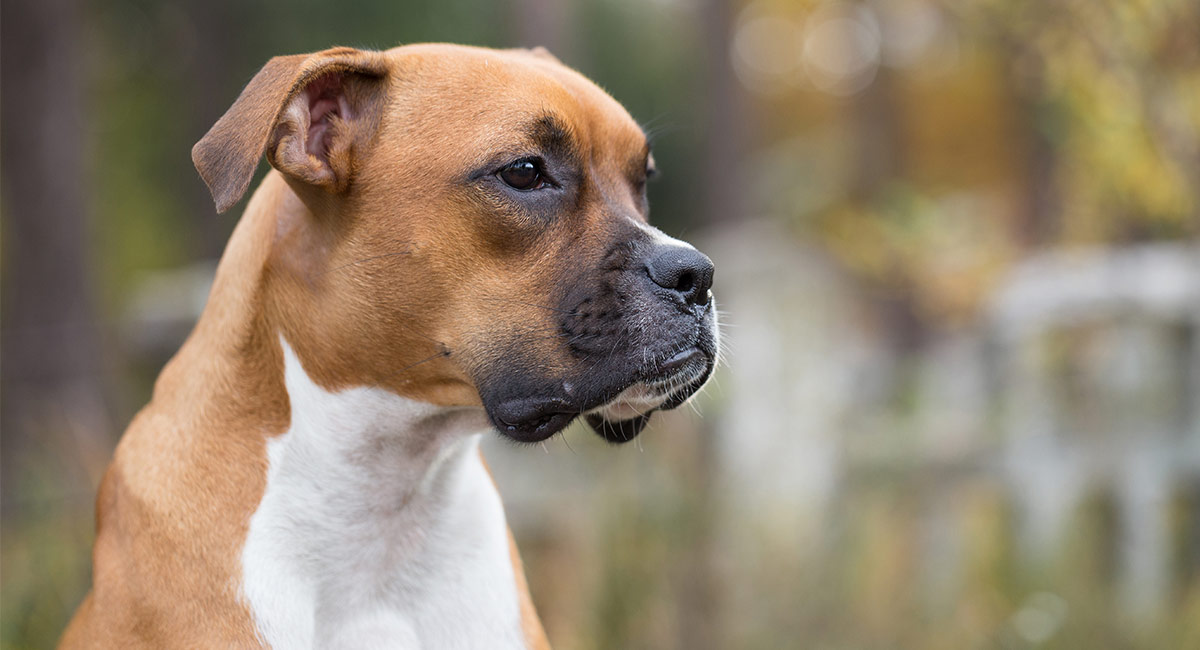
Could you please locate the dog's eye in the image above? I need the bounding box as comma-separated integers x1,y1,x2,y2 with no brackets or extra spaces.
498,160,546,191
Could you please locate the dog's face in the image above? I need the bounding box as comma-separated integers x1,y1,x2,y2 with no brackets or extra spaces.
194,44,719,443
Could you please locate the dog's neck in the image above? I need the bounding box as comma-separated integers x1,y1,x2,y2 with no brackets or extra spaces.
165,171,494,523
158,174,525,647
269,334,492,522
151,174,295,432
242,338,520,648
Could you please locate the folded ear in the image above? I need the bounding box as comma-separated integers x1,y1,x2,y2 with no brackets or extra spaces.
192,47,390,213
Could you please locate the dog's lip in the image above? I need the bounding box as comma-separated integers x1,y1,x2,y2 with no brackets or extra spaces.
487,345,715,443
583,346,713,433
657,353,715,411
659,348,702,375
586,383,662,421
642,346,709,391
585,412,651,444
488,396,577,443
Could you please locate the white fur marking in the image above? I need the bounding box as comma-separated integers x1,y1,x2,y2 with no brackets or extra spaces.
625,216,696,251
240,338,526,649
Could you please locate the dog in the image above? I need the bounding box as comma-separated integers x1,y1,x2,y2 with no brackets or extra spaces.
60,43,719,648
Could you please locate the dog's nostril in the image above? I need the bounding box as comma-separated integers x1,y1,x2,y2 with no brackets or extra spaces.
645,245,714,306
675,271,695,294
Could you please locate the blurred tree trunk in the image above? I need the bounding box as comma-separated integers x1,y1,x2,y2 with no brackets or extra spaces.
183,0,243,256
987,23,1060,247
851,62,928,354
1,0,112,501
673,2,749,649
506,0,572,62
698,0,749,229
850,65,904,199
1009,70,1059,247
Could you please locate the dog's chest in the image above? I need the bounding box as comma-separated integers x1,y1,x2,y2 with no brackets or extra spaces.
239,340,526,649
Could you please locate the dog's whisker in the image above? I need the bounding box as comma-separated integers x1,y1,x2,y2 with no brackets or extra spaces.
559,430,577,455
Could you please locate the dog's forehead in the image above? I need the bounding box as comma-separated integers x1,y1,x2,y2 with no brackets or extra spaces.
382,44,646,154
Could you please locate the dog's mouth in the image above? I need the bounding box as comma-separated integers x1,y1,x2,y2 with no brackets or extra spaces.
583,347,712,443
485,345,715,444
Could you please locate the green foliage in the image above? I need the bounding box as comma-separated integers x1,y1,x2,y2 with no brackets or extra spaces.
962,0,1200,240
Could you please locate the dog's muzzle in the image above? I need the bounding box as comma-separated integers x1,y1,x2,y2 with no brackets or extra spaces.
481,238,719,444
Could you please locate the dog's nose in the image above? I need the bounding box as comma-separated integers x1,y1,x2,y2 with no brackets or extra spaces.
645,245,714,307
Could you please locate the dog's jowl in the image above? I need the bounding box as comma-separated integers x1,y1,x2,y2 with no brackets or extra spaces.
61,44,718,649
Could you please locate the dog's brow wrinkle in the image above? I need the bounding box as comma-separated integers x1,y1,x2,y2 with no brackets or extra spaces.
526,114,578,162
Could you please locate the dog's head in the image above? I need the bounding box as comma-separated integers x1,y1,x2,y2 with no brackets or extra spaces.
194,44,719,443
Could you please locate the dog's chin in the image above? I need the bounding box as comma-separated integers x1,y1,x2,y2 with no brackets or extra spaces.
485,347,716,445
485,388,666,445
582,359,714,444
484,396,578,444
582,383,663,444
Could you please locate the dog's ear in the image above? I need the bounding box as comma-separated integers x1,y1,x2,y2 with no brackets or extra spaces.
192,47,390,213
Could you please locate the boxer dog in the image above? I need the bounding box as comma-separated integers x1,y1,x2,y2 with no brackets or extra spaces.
61,44,718,649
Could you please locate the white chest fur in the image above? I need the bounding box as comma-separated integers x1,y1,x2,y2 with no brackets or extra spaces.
240,340,526,649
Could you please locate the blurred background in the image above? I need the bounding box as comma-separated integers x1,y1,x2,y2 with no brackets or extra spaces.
3,0,1199,647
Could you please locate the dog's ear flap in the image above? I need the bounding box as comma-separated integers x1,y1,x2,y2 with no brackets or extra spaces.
192,47,389,213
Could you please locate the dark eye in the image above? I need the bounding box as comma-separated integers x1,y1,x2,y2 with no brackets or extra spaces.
498,160,545,191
